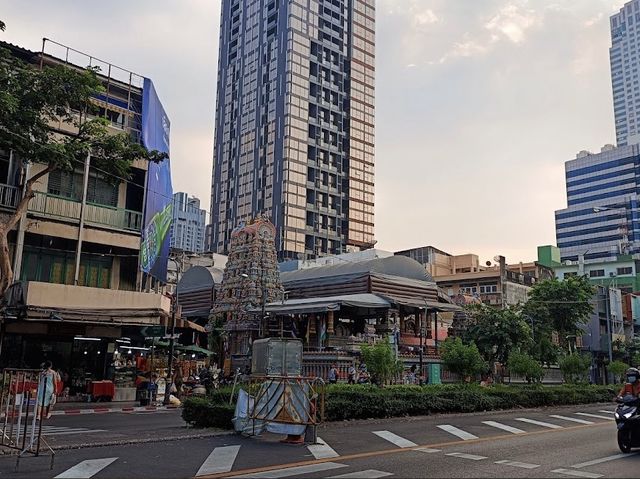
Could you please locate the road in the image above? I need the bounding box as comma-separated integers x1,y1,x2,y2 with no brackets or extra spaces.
0,403,638,478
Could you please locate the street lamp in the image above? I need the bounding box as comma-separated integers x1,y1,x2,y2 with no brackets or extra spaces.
164,251,194,405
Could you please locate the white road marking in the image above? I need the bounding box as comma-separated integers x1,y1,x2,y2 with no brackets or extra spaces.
571,452,638,468
415,447,441,453
372,431,417,448
495,460,539,469
233,462,346,478
55,458,118,478
515,418,563,429
482,421,525,434
549,415,594,425
445,452,487,461
308,437,339,459
328,470,392,479
551,468,603,478
437,425,478,440
196,445,241,476
597,410,615,415
574,412,614,421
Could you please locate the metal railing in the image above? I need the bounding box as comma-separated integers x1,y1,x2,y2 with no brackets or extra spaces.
0,183,20,209
28,191,143,232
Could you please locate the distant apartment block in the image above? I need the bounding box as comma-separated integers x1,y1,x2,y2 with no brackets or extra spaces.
554,144,640,264
171,193,206,253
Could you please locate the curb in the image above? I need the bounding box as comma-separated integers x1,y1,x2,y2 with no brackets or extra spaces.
0,405,180,419
52,405,180,416
50,430,235,451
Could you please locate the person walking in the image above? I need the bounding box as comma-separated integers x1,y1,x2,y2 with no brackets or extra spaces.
328,364,338,384
36,361,57,420
348,365,357,385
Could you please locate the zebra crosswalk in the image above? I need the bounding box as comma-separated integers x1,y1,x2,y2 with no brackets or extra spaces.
48,409,614,479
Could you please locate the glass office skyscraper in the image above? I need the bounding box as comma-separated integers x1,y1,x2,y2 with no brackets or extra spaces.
554,145,640,263
209,0,375,260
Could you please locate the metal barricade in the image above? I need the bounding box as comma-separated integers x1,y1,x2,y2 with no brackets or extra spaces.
237,375,325,442
0,369,55,470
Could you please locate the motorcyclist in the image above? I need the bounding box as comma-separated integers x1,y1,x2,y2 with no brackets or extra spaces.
617,367,640,399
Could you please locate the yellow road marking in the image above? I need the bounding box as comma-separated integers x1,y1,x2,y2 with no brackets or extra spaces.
197,421,611,479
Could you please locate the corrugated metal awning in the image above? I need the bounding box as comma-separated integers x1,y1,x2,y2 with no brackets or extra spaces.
257,293,391,315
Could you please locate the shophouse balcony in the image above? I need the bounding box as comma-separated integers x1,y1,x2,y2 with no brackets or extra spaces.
17,281,171,327
28,191,143,232
0,183,20,210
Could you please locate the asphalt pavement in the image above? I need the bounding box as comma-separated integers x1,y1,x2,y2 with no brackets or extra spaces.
0,403,638,478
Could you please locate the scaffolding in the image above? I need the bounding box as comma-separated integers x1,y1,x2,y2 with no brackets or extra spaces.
40,38,145,144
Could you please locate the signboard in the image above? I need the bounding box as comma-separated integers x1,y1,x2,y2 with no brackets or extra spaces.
140,78,173,282
141,325,166,337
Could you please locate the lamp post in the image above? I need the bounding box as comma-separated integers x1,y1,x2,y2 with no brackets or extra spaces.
164,251,191,405
419,308,424,386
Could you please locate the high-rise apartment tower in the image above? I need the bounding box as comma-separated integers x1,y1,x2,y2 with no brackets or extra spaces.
171,193,207,253
209,0,375,260
610,0,640,146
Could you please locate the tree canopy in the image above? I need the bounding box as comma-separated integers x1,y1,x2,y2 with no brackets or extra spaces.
523,276,594,351
441,337,487,381
0,39,166,293
463,304,532,366
361,338,403,386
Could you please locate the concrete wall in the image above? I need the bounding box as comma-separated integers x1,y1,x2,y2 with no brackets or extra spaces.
26,281,171,312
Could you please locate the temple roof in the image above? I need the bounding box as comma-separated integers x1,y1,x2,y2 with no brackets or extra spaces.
280,255,434,284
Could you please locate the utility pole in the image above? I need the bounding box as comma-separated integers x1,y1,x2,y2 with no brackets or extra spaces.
605,286,614,384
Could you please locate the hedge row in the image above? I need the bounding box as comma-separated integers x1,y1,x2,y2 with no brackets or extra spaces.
182,397,235,429
324,384,614,421
182,383,615,428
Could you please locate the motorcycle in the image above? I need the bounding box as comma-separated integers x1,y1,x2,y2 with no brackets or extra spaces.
614,394,640,453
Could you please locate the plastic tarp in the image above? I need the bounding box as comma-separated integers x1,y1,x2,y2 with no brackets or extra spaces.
233,389,263,435
233,380,309,436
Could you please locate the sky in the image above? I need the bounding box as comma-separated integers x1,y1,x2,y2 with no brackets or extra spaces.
0,0,629,264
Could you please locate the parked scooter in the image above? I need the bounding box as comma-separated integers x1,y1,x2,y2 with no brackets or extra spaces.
615,394,640,453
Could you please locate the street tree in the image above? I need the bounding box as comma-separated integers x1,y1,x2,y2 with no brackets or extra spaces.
361,338,402,386
558,353,591,384
0,43,166,294
440,337,487,382
463,304,532,367
609,360,630,384
523,276,594,352
507,351,545,384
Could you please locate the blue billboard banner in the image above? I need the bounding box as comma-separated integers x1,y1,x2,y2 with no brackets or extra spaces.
140,78,173,282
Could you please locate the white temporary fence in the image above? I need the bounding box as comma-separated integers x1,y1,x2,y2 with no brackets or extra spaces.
0,369,54,470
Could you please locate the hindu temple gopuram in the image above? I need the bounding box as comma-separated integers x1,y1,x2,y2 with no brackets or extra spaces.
211,216,283,371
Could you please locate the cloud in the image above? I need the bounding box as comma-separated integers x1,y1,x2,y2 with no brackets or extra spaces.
485,4,540,44
584,12,604,27
413,9,440,28
428,2,542,65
